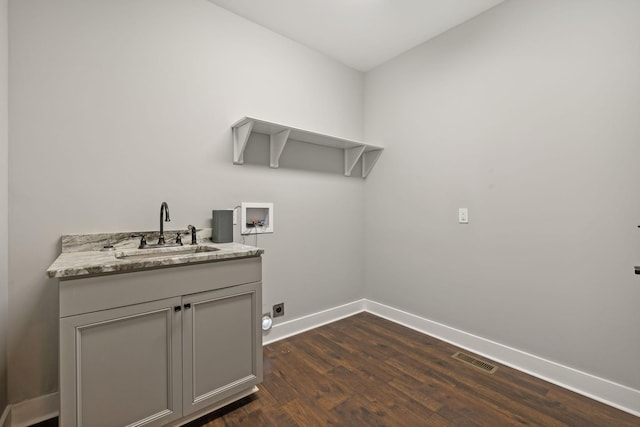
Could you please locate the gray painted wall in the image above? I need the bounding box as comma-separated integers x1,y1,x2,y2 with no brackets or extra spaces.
0,0,8,414
8,0,364,403
364,0,640,391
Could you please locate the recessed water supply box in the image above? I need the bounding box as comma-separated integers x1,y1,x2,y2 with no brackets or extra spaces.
241,202,274,235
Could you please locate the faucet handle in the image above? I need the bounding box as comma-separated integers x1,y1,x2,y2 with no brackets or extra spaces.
131,234,147,249
175,231,188,246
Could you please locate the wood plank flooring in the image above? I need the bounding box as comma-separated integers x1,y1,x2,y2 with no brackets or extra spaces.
36,312,639,426
186,312,638,427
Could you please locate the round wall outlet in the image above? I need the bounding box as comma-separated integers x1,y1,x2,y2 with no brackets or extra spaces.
273,303,285,317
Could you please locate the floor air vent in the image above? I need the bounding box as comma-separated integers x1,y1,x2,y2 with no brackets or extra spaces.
452,352,498,374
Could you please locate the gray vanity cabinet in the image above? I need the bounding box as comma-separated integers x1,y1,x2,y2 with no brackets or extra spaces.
58,257,263,427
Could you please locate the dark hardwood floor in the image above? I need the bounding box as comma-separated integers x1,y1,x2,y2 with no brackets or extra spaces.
188,312,638,427
36,312,639,426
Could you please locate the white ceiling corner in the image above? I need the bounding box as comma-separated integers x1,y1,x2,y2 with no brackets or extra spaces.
208,0,505,71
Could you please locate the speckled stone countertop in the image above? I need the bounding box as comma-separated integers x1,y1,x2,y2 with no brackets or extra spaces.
46,228,263,279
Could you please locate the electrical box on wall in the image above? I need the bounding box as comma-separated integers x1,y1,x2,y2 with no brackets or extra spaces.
241,202,274,235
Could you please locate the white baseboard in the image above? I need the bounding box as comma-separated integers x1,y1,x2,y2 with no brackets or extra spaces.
262,299,366,345
10,392,58,427
364,299,640,418
0,405,10,427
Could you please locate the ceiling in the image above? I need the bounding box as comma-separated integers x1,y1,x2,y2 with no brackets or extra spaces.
208,0,505,71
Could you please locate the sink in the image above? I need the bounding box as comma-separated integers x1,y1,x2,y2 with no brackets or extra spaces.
115,245,220,260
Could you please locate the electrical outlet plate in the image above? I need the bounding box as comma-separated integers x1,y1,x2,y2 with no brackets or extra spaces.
273,302,284,318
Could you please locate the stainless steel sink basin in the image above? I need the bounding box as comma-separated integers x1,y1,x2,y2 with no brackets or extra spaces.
115,245,220,260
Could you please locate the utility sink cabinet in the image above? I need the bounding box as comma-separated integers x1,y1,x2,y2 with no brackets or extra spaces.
58,257,262,427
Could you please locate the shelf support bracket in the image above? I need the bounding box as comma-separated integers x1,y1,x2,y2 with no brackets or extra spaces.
269,129,290,168
233,120,254,165
362,149,383,178
344,146,366,177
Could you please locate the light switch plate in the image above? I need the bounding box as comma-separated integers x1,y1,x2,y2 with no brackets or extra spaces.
459,208,469,224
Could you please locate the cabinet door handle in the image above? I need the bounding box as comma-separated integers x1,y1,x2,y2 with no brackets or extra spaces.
184,303,192,309
174,305,182,312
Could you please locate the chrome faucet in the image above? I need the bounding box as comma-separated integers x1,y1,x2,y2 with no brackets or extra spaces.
158,202,170,245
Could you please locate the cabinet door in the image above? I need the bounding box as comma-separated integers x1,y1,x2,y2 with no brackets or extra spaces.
60,297,183,427
182,282,262,415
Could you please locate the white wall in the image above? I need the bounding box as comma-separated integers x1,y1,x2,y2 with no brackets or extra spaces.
364,0,640,392
0,0,8,414
8,0,364,403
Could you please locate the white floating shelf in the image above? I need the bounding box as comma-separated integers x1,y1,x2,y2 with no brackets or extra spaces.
231,117,383,178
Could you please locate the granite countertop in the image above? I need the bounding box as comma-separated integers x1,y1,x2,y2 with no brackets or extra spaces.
46,228,263,279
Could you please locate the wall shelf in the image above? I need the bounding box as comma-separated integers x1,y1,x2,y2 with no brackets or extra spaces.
232,117,383,178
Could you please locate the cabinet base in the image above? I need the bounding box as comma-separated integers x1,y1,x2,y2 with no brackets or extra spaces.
167,386,259,427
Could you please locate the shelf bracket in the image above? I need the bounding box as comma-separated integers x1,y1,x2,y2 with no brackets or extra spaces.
269,129,290,168
362,149,383,178
233,120,254,165
344,145,366,177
